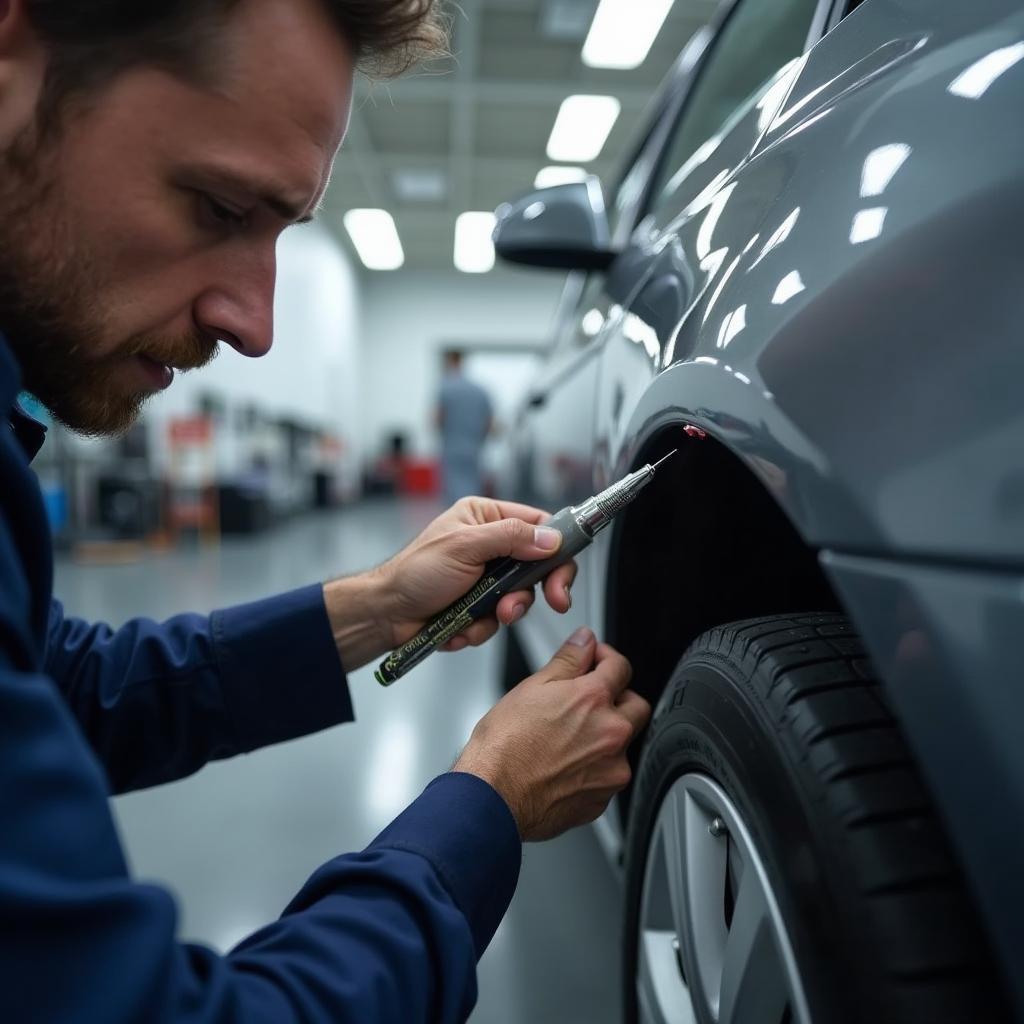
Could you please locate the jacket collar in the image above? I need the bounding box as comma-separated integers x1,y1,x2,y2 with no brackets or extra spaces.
1,331,49,462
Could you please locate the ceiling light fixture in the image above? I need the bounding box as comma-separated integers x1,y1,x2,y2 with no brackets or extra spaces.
454,211,497,273
547,95,621,162
535,165,588,189
343,209,405,270
582,0,675,70
392,169,447,203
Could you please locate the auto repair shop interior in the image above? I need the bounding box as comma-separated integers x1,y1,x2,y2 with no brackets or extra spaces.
2,0,1022,1022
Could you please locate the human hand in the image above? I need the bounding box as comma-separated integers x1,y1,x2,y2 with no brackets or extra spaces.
453,628,650,841
373,496,578,652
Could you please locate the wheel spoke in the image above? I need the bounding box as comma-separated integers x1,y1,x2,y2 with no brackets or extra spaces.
638,930,697,1024
638,804,697,1024
678,788,729,1017
660,788,687,944
718,868,788,1024
635,774,807,1024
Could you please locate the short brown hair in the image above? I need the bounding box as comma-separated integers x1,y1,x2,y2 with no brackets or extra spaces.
25,0,448,130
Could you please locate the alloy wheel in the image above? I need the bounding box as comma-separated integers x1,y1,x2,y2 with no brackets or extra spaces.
637,772,810,1024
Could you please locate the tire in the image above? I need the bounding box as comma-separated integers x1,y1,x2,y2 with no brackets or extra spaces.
622,613,1009,1024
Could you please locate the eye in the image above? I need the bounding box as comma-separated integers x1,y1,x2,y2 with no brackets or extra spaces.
199,193,250,231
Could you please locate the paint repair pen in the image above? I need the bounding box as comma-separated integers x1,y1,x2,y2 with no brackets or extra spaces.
375,450,678,686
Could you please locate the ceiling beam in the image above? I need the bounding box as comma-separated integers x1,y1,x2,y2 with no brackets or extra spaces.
339,104,389,209
334,150,615,177
450,0,483,214
355,75,658,114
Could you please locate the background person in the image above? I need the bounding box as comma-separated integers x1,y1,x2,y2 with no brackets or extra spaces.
437,348,494,502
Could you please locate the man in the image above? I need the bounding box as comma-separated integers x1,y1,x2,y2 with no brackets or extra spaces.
437,348,493,503
0,1,651,1022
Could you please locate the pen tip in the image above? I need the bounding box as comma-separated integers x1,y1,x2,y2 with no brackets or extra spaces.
652,449,678,470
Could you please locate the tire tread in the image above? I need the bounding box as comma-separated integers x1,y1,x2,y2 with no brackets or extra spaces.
658,612,1008,1021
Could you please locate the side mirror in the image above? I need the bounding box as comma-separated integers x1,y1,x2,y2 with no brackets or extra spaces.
493,177,616,272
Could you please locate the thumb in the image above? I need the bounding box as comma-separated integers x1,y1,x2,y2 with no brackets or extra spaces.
536,627,596,681
451,517,562,566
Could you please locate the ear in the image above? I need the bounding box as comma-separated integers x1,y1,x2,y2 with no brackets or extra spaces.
0,0,48,148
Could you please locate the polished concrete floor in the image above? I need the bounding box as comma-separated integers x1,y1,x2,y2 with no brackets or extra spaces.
54,500,623,1023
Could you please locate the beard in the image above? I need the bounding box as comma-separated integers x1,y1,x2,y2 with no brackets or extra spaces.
0,127,218,436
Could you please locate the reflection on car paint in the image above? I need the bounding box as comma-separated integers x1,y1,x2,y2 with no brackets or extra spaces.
947,42,1024,99
849,206,887,244
770,270,806,306
860,143,912,197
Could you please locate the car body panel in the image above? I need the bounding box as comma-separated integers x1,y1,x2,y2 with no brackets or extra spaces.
822,552,1024,1013
598,0,1024,564
501,0,1024,1010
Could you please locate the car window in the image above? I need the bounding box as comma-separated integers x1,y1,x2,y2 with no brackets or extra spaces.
647,0,820,214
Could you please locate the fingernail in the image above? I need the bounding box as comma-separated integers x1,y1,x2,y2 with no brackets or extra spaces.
567,626,592,647
534,527,561,551
509,604,526,624
564,585,572,610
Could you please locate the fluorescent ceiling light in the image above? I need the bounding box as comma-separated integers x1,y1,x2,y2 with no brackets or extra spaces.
343,209,404,270
454,211,497,273
392,168,447,202
850,207,887,245
948,43,1024,99
547,95,620,162
582,0,674,69
535,165,588,189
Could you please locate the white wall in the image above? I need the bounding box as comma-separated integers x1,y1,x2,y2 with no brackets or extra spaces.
144,224,364,493
359,268,567,460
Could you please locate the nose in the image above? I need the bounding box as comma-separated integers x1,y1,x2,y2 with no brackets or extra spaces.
193,252,277,358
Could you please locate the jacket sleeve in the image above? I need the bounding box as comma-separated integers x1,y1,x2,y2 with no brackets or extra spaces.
0,647,521,1023
1,445,522,1024
44,585,354,794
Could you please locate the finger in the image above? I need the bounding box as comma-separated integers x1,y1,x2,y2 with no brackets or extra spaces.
542,560,577,613
536,626,597,681
442,635,470,652
495,588,536,625
615,689,652,735
457,617,500,648
587,643,633,699
449,517,563,567
489,500,554,527
449,498,554,529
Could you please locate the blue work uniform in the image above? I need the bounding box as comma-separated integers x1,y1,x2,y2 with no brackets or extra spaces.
438,372,493,504
0,332,520,1023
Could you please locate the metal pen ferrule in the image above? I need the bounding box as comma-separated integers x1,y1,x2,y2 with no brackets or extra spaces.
571,464,656,536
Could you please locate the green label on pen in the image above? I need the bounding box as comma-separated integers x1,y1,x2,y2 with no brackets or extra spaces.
381,574,499,675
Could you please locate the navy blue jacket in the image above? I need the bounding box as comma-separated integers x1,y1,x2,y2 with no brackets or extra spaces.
0,333,520,1022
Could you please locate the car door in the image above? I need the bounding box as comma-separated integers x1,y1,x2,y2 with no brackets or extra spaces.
583,0,835,622
506,271,623,657
510,0,835,660
593,0,833,466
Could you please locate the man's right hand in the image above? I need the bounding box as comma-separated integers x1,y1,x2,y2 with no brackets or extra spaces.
453,627,650,841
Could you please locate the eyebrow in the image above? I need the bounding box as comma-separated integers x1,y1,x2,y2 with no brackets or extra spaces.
192,166,320,224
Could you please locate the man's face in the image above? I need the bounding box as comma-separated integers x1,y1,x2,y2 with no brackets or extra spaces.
0,0,354,433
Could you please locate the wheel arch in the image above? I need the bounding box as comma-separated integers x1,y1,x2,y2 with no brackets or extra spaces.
603,418,844,809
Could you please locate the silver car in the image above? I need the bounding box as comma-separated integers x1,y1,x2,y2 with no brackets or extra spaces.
492,0,1024,1021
